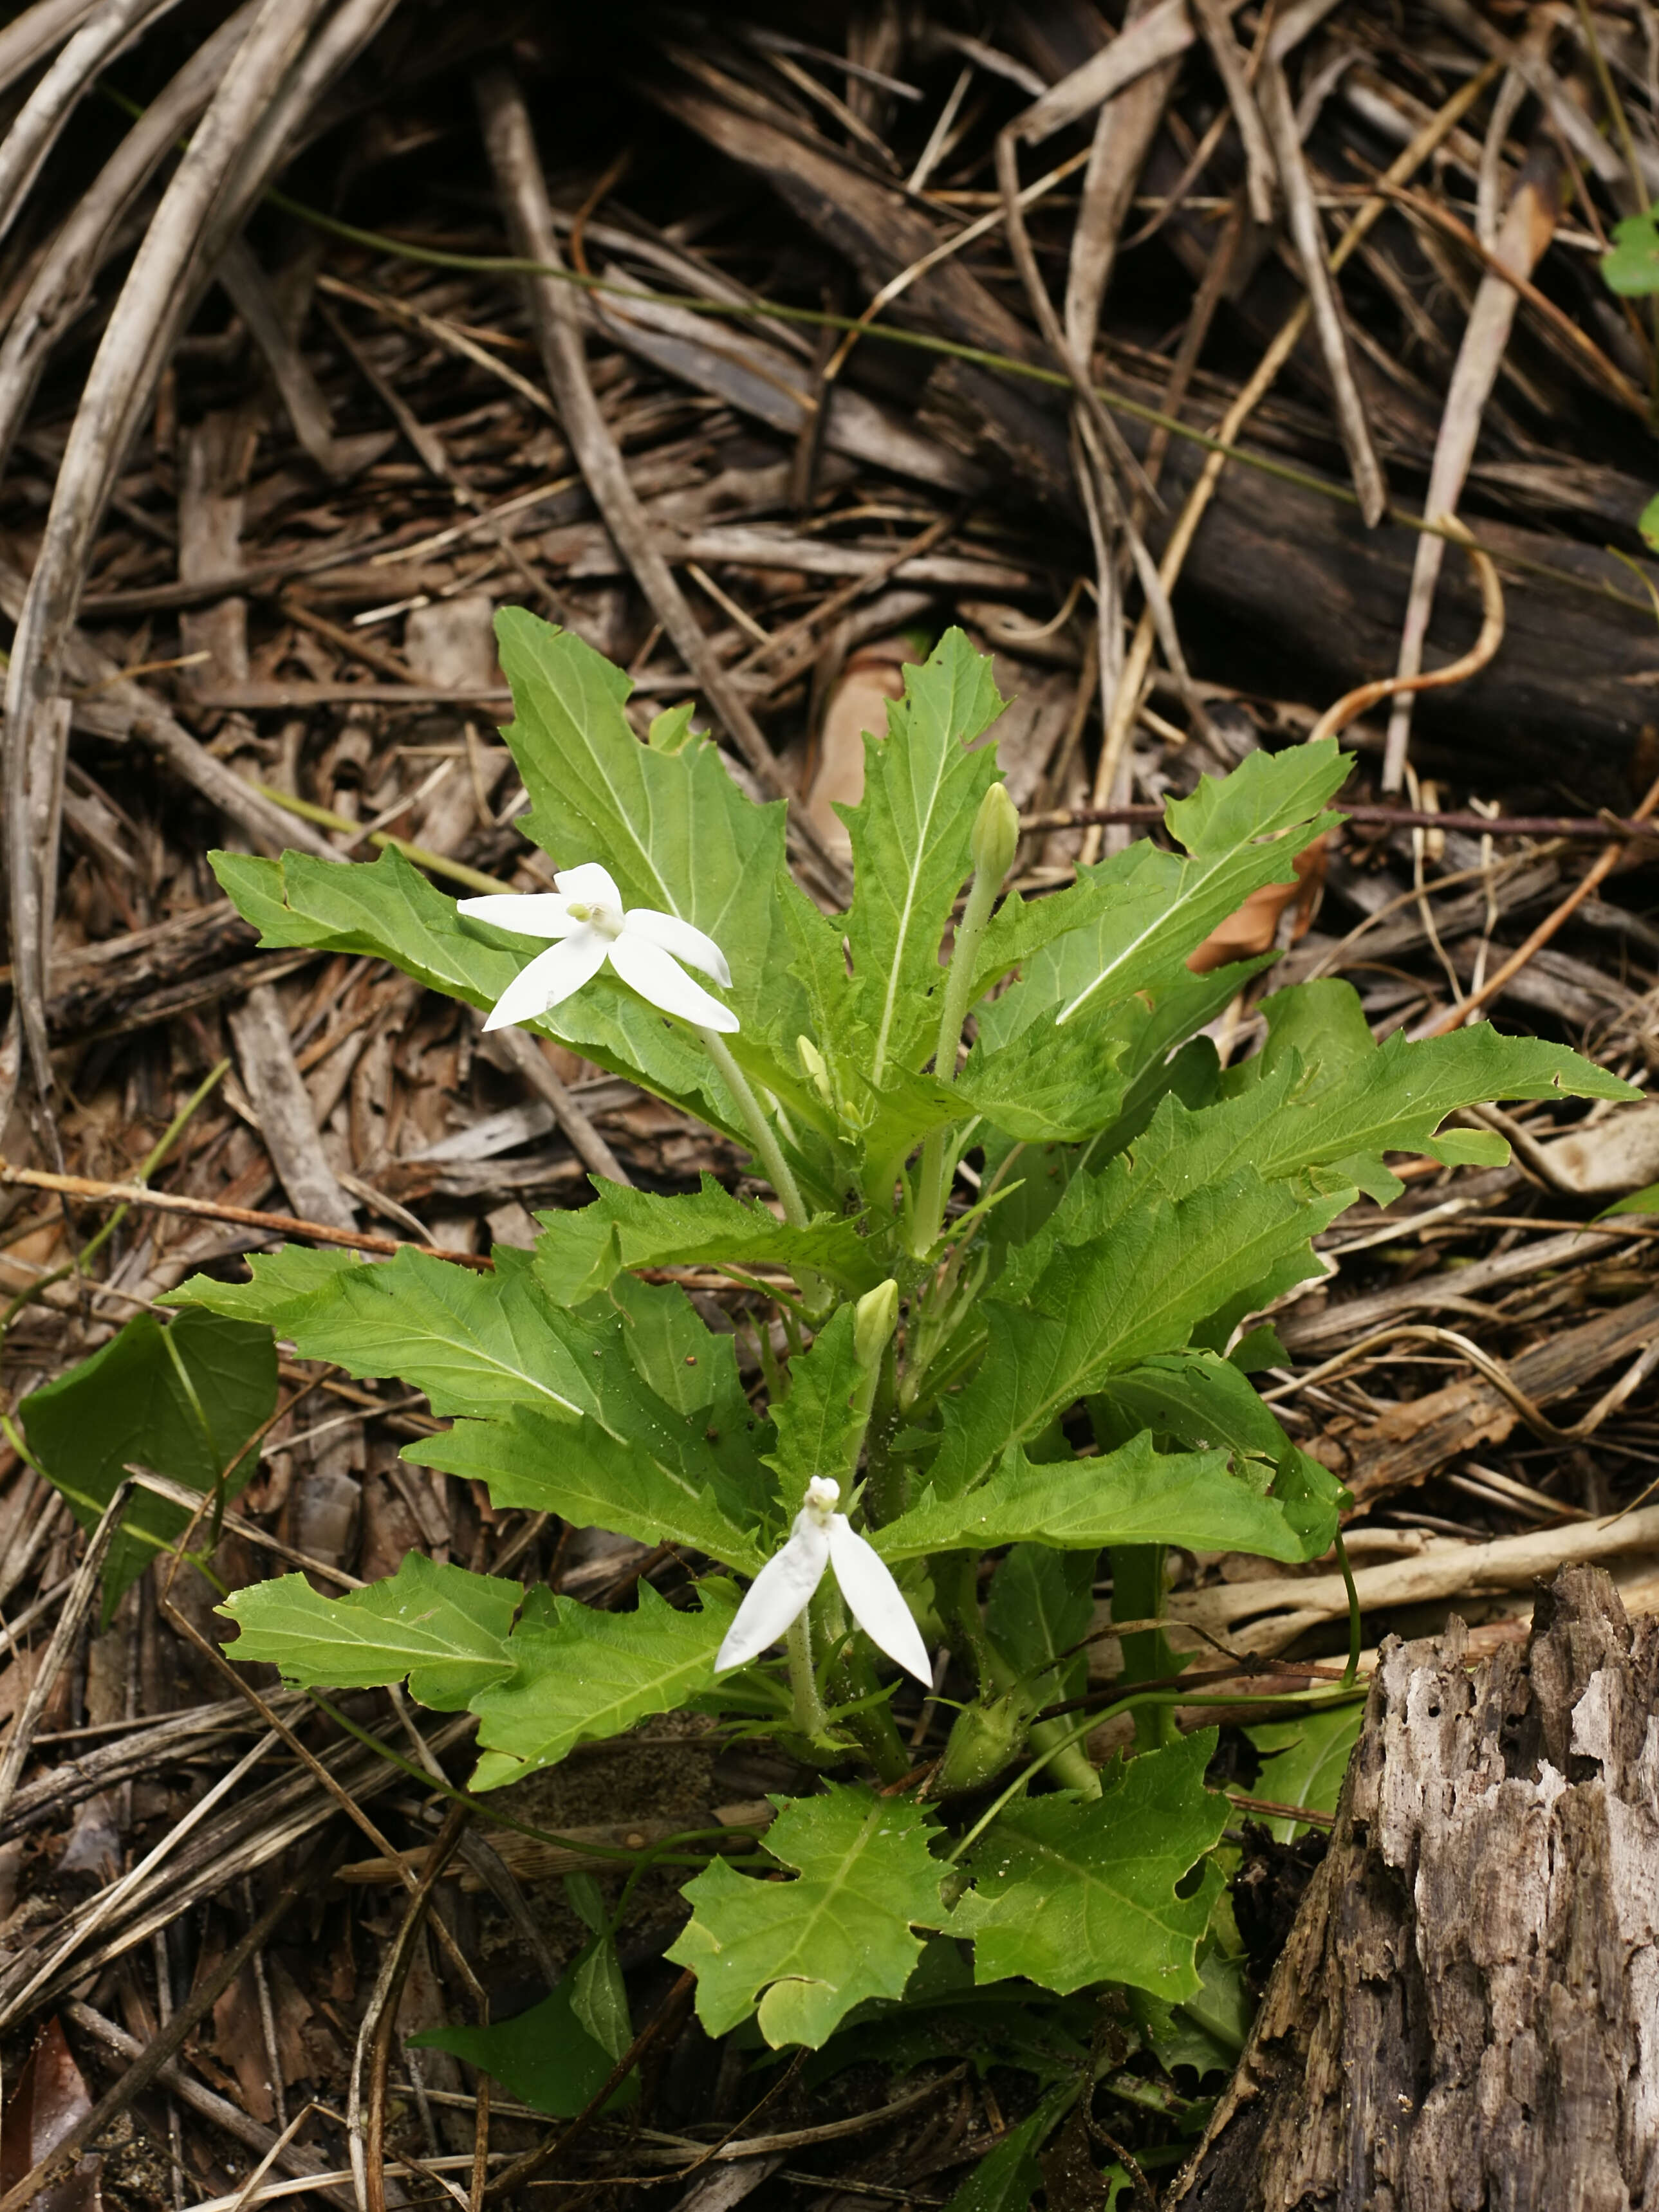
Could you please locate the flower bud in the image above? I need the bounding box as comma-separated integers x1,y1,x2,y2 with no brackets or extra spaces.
853,1278,899,1370
797,1033,833,1105
933,1693,1028,1796
970,782,1019,884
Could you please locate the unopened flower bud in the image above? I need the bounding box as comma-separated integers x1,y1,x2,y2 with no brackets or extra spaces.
970,782,1019,884
797,1034,832,1105
934,1693,1028,1796
853,1278,899,1369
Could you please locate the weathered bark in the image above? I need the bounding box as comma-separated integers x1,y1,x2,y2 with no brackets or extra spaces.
1168,1565,1659,2212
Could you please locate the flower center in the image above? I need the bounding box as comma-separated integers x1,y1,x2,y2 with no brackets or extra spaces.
566,900,622,939
801,1476,840,1527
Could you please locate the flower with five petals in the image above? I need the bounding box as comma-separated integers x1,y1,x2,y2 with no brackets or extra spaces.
716,1477,931,1684
458,863,739,1035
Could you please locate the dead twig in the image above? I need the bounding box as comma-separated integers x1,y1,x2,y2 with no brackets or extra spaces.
1380,145,1564,790
354,1800,477,2212
0,1160,497,1268
1423,771,1659,1034
1304,524,1505,745
65,2000,356,2211
481,1969,699,2201
0,1479,134,1829
3,0,340,1111
0,1841,337,2212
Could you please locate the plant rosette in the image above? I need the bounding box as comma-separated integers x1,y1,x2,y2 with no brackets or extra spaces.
39,617,1626,2182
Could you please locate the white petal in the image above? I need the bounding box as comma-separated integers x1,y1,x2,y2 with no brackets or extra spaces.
608,932,739,1032
456,893,580,940
715,1521,830,1672
554,861,624,910
829,1518,933,1685
623,908,733,988
480,930,607,1031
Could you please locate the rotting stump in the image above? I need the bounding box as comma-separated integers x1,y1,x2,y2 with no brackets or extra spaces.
1169,1563,1659,2211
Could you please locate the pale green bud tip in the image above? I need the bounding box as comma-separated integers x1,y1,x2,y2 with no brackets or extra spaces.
970,782,1019,882
797,1034,831,1102
853,1278,900,1367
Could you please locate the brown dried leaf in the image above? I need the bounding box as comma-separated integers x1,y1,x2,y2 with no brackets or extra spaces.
0,2019,102,2212
1186,835,1328,975
210,1955,314,2127
802,640,916,862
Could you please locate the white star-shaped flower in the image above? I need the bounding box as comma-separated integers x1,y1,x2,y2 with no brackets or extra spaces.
716,1477,931,1685
458,863,738,1035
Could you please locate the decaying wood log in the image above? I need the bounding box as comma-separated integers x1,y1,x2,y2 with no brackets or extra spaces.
1169,1564,1659,2211
923,358,1659,799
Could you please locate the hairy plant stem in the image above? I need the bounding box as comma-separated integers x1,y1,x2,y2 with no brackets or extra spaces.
913,860,1003,1255
825,1628,911,1782
1026,1713,1102,1795
698,1026,832,1315
862,1341,904,1525
985,1635,1102,1797
784,1608,829,1740
694,1026,810,1228
931,1550,991,1692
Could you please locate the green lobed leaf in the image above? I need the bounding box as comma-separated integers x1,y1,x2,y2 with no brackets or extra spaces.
850,1062,964,1213
929,1168,1342,1498
842,629,1006,1084
532,1172,877,1306
174,1245,588,1417
411,1977,636,2117
1210,985,1636,1197
468,1578,738,1788
667,1782,945,2047
941,2097,1066,2212
172,1247,770,1540
810,1942,1098,2085
956,1018,1128,1144
998,993,1627,1314
1265,1448,1349,1558
985,1544,1095,1704
1248,1702,1365,1839
1603,210,1659,295
157,1243,361,1333
1129,1943,1252,2080
1089,1354,1352,1555
782,887,875,1143
980,742,1349,1042
1247,972,1373,1078
569,1928,633,2061
24,1309,275,1618
603,1271,775,1506
1093,1349,1290,1459
765,1303,867,1495
950,1731,1228,2000
217,1553,521,1707
410,1405,765,1571
211,843,737,1135
878,1434,1317,1564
